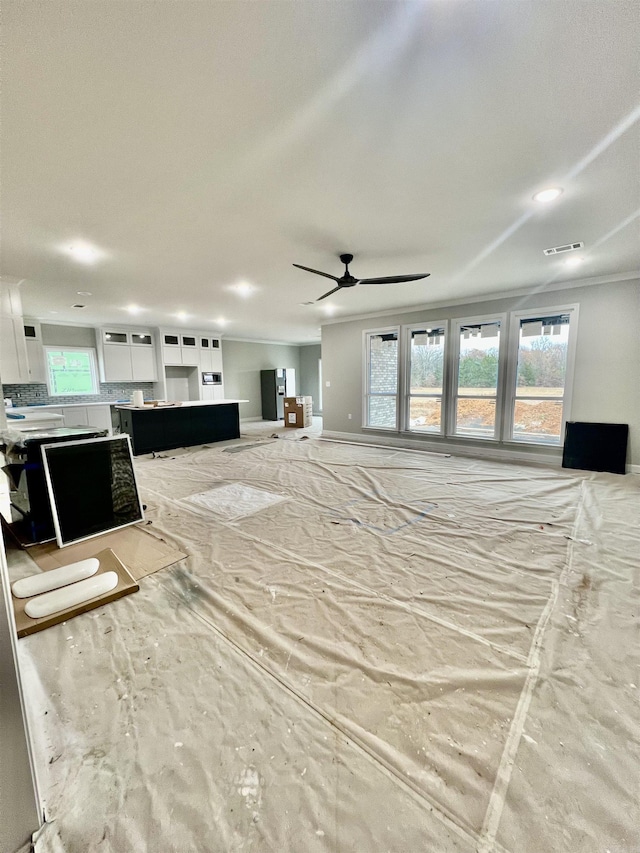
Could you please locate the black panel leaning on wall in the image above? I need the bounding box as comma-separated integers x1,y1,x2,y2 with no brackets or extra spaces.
2,382,157,406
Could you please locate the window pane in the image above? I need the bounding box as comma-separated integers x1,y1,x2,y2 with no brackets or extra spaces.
455,398,496,438
409,397,442,432
410,328,444,393
47,350,97,395
516,316,569,397
368,396,397,429
458,323,500,395
368,333,398,393
512,399,563,444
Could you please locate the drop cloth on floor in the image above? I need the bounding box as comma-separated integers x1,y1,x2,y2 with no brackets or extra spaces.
12,438,640,853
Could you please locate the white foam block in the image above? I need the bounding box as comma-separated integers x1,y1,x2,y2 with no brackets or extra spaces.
12,557,100,599
24,571,119,619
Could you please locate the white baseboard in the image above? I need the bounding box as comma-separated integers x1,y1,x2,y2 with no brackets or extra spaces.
321,430,562,467
240,416,264,423
322,430,640,473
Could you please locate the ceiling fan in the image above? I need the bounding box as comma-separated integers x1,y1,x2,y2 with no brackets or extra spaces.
293,253,430,301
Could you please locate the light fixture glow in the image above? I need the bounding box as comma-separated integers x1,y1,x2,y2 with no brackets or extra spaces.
176,311,188,321
564,256,583,268
77,290,92,296
215,317,228,327
322,304,336,316
233,282,254,298
126,304,141,314
63,241,104,264
533,187,563,203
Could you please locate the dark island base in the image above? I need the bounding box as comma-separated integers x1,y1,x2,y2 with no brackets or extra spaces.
119,404,240,455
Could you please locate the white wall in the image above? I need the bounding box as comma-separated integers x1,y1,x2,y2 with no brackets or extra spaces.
321,279,640,467
298,344,322,414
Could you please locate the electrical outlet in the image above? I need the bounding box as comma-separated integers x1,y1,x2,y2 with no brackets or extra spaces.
325,380,330,388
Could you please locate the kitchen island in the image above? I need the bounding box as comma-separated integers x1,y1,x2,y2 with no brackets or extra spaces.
116,400,247,455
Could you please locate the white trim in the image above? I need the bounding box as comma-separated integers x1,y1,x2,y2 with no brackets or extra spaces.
240,416,263,423
321,430,562,467
450,312,506,441
362,326,400,430
402,319,447,437
505,303,579,445
44,345,100,397
0,532,44,832
628,464,640,475
41,434,143,548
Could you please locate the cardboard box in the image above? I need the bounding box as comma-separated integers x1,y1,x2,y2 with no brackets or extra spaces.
284,396,313,428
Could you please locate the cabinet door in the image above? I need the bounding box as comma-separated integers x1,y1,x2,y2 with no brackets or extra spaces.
62,406,89,427
103,345,133,381
162,345,182,365
210,349,223,372
131,346,157,381
25,339,47,383
180,336,198,365
200,350,214,372
0,315,29,383
86,405,113,434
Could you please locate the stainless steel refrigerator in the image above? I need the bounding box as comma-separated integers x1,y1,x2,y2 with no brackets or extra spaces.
260,368,296,420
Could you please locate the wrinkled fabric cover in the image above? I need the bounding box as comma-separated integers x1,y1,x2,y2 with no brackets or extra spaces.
11,438,638,853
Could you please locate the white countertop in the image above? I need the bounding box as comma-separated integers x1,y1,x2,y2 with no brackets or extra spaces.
115,399,247,411
7,401,125,411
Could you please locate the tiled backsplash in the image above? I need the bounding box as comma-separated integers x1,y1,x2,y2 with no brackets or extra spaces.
2,382,157,406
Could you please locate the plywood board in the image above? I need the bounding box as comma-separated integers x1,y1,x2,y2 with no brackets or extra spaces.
13,548,138,638
27,524,187,581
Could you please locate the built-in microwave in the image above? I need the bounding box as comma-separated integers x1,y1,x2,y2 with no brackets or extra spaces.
202,372,222,385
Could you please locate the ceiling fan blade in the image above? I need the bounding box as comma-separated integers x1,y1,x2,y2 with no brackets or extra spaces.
358,273,431,285
316,286,342,302
293,263,339,282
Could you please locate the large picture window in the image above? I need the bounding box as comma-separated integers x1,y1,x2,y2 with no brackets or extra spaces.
45,347,99,396
363,304,577,448
364,329,399,429
407,326,445,433
508,311,574,444
452,319,502,439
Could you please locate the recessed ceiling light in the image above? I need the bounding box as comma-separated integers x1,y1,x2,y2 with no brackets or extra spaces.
77,290,92,296
233,282,254,298
564,256,583,268
322,304,336,316
215,317,228,326
126,304,141,314
176,311,188,321
62,241,104,264
533,187,563,203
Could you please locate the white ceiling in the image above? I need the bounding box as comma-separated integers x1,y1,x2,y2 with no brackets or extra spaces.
2,1,639,344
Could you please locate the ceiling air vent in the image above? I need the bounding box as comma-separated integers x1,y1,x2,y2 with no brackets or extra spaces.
543,241,584,256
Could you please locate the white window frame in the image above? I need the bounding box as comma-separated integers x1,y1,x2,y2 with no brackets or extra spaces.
44,346,100,397
362,326,400,431
402,320,448,436
448,313,507,441
503,303,579,446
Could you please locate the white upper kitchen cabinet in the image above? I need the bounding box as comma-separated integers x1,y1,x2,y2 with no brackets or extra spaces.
0,283,29,383
97,329,157,382
23,319,47,383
